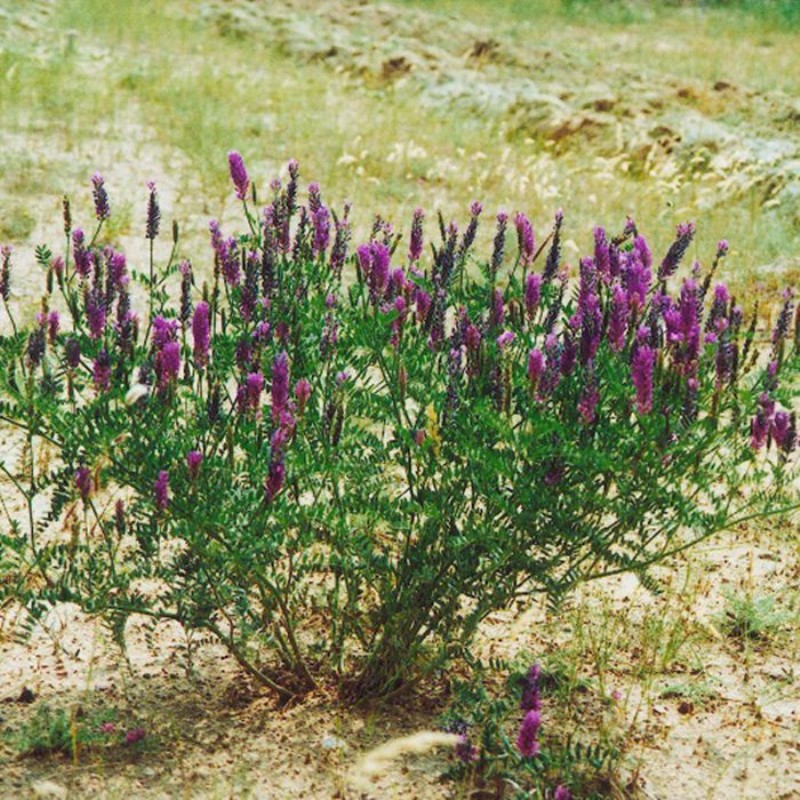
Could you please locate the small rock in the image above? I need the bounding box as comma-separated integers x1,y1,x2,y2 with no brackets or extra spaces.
321,735,347,751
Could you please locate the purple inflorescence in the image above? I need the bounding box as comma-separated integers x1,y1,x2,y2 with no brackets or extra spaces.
91,172,110,221
192,302,210,367
145,181,160,240
516,710,541,758
514,212,535,267
186,450,203,480
154,470,169,511
76,466,92,501
271,351,290,424
228,150,250,201
631,344,656,414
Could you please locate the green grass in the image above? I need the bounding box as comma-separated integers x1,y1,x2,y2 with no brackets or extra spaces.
0,0,797,302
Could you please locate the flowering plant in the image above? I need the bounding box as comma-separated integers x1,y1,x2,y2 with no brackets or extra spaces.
0,155,796,700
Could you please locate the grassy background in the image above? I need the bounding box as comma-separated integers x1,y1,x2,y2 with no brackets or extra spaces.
0,0,798,306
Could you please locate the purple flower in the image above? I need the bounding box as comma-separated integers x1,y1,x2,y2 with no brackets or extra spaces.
528,348,544,392
152,316,178,349
542,209,563,283
227,150,250,201
65,338,81,369
93,349,111,392
99,722,116,735
594,226,610,279
154,470,169,511
72,229,93,278
490,288,505,328
186,450,203,480
457,201,482,263
631,345,656,414
312,204,330,255
408,207,425,263
622,247,651,313
497,330,515,349
244,372,264,414
525,273,542,320
771,411,791,450
516,710,541,758
265,458,285,503
514,212,535,267
76,466,92,501
26,327,45,367
658,222,694,281
369,242,391,303
47,311,60,343
125,727,146,745
751,393,775,450
86,288,106,339
145,181,160,240
192,302,210,367
490,211,508,277
91,172,110,221
154,341,180,390
271,351,290,424
416,289,432,323
553,787,571,800
520,664,542,712
454,736,479,763
295,379,312,414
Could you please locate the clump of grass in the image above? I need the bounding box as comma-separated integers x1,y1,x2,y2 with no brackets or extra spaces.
6,702,143,761
717,590,794,643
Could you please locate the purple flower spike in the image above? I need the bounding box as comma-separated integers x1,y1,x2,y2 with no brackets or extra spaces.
145,181,160,240
514,212,535,267
520,663,542,712
295,379,312,414
246,372,265,414
632,345,656,415
497,330,515,349
76,466,92,501
525,273,542,320
408,207,425,263
186,450,203,480
594,226,610,279
91,172,110,221
93,348,111,392
86,288,106,340
265,458,285,503
125,727,146,745
772,411,791,450
454,736,479,763
154,470,170,511
528,349,544,392
658,221,694,281
192,302,210,367
228,150,250,201
271,351,290,424
157,341,181,388
516,710,541,758
553,787,572,800
312,205,330,255
65,338,81,369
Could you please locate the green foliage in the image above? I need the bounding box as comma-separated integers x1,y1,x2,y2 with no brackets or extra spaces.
8,703,121,760
717,589,795,643
0,157,796,702
442,660,620,798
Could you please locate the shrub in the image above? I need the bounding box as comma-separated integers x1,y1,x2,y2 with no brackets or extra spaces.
0,155,796,700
